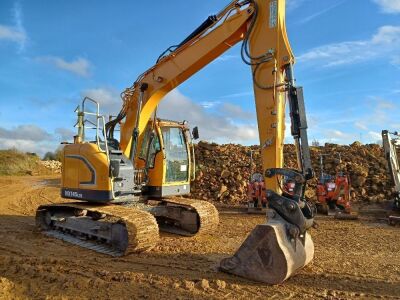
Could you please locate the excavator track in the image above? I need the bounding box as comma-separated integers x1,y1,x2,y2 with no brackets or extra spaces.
167,197,219,234
36,198,218,256
36,203,159,257
149,197,219,236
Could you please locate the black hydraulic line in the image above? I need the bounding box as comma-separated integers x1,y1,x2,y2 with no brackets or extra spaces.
106,110,126,139
265,168,305,200
156,15,218,63
178,15,217,48
285,65,314,182
129,83,148,161
156,45,179,63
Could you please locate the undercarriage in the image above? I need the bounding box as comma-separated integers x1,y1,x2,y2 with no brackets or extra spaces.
36,198,219,256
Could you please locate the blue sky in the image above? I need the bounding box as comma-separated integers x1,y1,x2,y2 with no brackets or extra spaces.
0,0,400,155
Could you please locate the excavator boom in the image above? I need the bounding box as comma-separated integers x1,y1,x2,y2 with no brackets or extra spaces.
108,0,298,193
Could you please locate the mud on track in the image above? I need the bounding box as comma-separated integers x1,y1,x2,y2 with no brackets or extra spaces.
0,176,399,299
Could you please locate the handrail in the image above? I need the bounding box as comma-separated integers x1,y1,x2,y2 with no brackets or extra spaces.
76,97,110,163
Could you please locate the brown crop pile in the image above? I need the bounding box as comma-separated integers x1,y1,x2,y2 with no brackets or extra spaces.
191,141,394,205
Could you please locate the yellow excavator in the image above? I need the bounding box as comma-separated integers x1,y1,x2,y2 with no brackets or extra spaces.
36,0,315,284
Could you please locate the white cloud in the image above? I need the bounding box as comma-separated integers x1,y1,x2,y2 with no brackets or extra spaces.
214,55,239,62
0,2,27,52
298,25,400,67
12,2,26,52
81,87,121,115
0,125,52,141
368,131,382,141
286,0,306,11
362,97,397,127
391,56,400,67
354,122,368,131
218,91,253,99
220,103,255,120
0,25,25,43
314,129,354,144
38,56,91,77
297,1,345,24
373,0,400,14
0,125,57,156
371,26,400,44
0,139,50,156
55,128,75,141
200,101,220,109
328,129,350,139
158,89,259,144
376,98,396,110
308,95,398,145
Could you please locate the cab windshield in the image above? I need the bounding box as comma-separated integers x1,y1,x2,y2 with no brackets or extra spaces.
161,127,189,183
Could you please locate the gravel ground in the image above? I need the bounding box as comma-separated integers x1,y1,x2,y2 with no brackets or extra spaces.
0,176,399,299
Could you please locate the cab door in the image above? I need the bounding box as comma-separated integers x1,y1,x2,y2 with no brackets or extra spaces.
160,126,189,183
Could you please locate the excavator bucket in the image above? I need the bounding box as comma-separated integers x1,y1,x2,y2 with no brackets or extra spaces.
220,213,314,284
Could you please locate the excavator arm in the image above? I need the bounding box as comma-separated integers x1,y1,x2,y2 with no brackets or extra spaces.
107,0,305,193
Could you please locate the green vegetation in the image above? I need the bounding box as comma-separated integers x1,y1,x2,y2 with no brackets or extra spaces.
43,148,63,162
0,149,43,176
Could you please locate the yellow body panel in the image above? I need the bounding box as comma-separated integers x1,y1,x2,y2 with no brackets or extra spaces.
62,143,111,193
147,151,165,186
79,143,111,191
62,144,81,189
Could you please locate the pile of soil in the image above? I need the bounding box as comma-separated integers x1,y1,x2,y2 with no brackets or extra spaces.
191,141,394,205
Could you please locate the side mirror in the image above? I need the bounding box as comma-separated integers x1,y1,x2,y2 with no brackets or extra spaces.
192,126,199,140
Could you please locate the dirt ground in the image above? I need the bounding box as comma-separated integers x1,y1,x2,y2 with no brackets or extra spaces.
0,176,399,300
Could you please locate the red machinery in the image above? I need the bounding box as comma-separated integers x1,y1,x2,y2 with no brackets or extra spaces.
247,172,267,211
316,154,357,219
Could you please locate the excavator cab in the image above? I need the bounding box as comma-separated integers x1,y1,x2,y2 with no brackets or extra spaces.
137,119,196,198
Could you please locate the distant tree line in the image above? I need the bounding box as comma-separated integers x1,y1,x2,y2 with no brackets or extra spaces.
43,147,63,161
